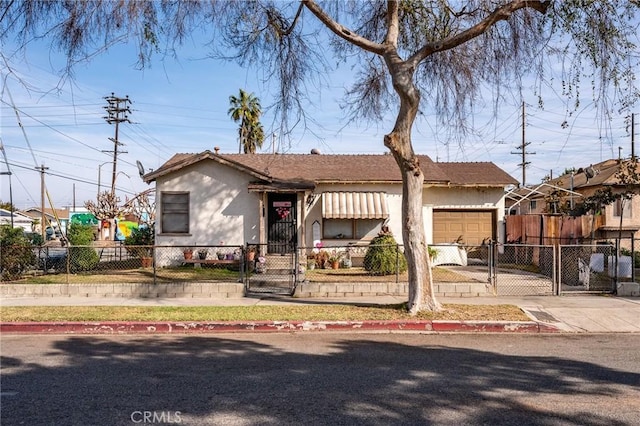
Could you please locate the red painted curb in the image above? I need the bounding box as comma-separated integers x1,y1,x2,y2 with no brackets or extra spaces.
0,320,560,334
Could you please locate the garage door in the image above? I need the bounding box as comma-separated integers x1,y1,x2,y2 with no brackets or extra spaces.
432,210,494,245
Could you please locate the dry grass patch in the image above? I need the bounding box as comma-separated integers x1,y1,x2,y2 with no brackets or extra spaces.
0,303,530,322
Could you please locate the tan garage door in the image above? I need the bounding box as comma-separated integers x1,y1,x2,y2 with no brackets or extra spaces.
432,210,494,245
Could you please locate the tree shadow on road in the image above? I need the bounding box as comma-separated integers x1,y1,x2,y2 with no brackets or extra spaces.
2,334,639,425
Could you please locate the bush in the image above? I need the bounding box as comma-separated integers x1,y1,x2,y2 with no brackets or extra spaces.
67,223,95,245
0,225,37,280
124,226,154,257
364,233,407,275
52,223,98,272
68,246,99,272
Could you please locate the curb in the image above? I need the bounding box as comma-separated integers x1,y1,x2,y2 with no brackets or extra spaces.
0,320,561,334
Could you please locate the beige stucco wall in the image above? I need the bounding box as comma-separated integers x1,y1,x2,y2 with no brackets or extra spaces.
155,159,261,248
304,183,405,247
155,160,510,252
424,186,508,244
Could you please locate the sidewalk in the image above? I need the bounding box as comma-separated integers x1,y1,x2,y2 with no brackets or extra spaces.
2,294,639,334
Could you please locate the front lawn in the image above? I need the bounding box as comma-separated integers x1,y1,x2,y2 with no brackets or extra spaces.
0,303,530,322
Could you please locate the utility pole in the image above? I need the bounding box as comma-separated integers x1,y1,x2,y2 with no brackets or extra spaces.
0,141,13,228
36,164,49,242
632,112,636,161
511,102,536,187
103,94,131,196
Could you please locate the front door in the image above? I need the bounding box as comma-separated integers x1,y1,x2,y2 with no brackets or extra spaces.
267,193,297,254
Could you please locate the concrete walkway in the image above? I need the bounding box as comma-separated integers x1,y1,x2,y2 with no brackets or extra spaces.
2,293,639,333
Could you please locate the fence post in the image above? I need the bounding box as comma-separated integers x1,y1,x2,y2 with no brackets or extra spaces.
152,245,157,285
557,245,563,295
613,238,620,294
633,235,636,284
396,244,400,284
553,244,558,295
489,241,496,294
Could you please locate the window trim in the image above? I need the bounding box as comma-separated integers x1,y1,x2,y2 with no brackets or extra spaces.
322,218,384,240
160,191,190,235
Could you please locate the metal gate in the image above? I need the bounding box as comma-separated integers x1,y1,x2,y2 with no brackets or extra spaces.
267,194,297,255
244,245,298,295
246,193,299,294
558,244,616,294
494,244,555,295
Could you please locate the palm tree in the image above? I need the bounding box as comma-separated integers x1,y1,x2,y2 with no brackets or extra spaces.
228,89,264,154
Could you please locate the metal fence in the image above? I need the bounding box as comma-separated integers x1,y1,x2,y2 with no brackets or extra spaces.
2,240,632,296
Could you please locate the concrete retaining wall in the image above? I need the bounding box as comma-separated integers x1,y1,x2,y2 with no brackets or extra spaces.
0,283,246,299
1,281,492,299
293,282,493,298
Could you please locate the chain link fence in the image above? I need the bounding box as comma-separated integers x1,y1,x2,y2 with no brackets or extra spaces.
496,244,555,295
1,243,245,284
2,240,634,296
299,244,407,284
558,243,616,293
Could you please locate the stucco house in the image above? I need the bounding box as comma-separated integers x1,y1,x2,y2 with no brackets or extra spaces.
143,150,517,266
0,209,34,232
20,207,69,239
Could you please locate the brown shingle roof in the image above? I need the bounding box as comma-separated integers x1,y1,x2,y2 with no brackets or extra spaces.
436,162,518,186
509,158,634,198
144,152,516,187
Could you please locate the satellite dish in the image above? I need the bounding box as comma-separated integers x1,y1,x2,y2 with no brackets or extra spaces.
585,166,595,179
136,160,145,177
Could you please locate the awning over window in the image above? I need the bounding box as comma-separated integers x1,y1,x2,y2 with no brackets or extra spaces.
322,192,389,219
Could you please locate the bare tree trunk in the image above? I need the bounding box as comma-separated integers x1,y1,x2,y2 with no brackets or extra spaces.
384,58,441,313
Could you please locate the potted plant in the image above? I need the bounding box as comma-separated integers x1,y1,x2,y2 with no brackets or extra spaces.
246,245,256,262
328,251,342,269
183,247,193,260
197,249,208,260
307,254,316,270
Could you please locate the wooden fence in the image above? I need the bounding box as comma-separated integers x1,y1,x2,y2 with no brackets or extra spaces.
505,214,604,245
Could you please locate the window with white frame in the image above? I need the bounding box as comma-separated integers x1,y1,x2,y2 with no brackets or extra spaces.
161,192,190,234
613,198,632,218
323,219,383,240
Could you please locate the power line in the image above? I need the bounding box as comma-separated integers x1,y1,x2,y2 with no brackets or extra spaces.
103,93,131,196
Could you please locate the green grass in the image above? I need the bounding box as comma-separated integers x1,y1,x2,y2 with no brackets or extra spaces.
0,304,531,322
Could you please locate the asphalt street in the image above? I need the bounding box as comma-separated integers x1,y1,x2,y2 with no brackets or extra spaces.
2,333,640,425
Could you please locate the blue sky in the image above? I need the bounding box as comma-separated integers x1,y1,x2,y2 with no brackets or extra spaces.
0,34,635,210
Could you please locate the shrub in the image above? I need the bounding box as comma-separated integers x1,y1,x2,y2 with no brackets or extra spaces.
68,246,99,272
67,223,95,245
59,223,99,272
364,233,407,275
124,225,154,257
0,225,37,280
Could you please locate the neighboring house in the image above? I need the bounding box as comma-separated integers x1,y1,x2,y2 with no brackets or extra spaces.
143,150,517,265
20,207,69,239
505,158,640,241
0,208,34,232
